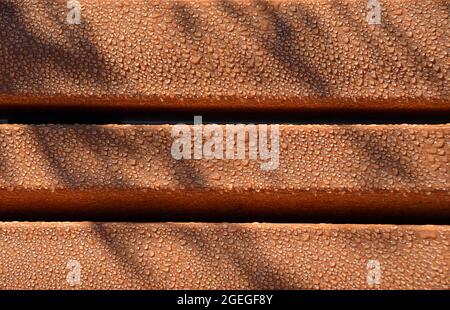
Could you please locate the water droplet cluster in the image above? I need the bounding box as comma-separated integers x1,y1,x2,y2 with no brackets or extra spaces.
0,125,447,195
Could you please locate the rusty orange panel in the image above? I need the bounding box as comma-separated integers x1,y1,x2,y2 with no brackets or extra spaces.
0,124,448,220
0,222,448,289
0,0,448,111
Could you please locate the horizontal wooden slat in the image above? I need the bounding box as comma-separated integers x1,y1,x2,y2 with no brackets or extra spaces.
0,0,448,111
0,124,448,220
0,222,448,289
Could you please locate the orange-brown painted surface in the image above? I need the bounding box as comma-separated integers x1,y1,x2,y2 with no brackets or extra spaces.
0,0,448,111
0,222,448,289
0,124,448,220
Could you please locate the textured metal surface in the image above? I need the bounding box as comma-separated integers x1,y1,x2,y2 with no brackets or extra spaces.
0,0,448,292
0,222,448,289
0,124,448,220
0,0,448,110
